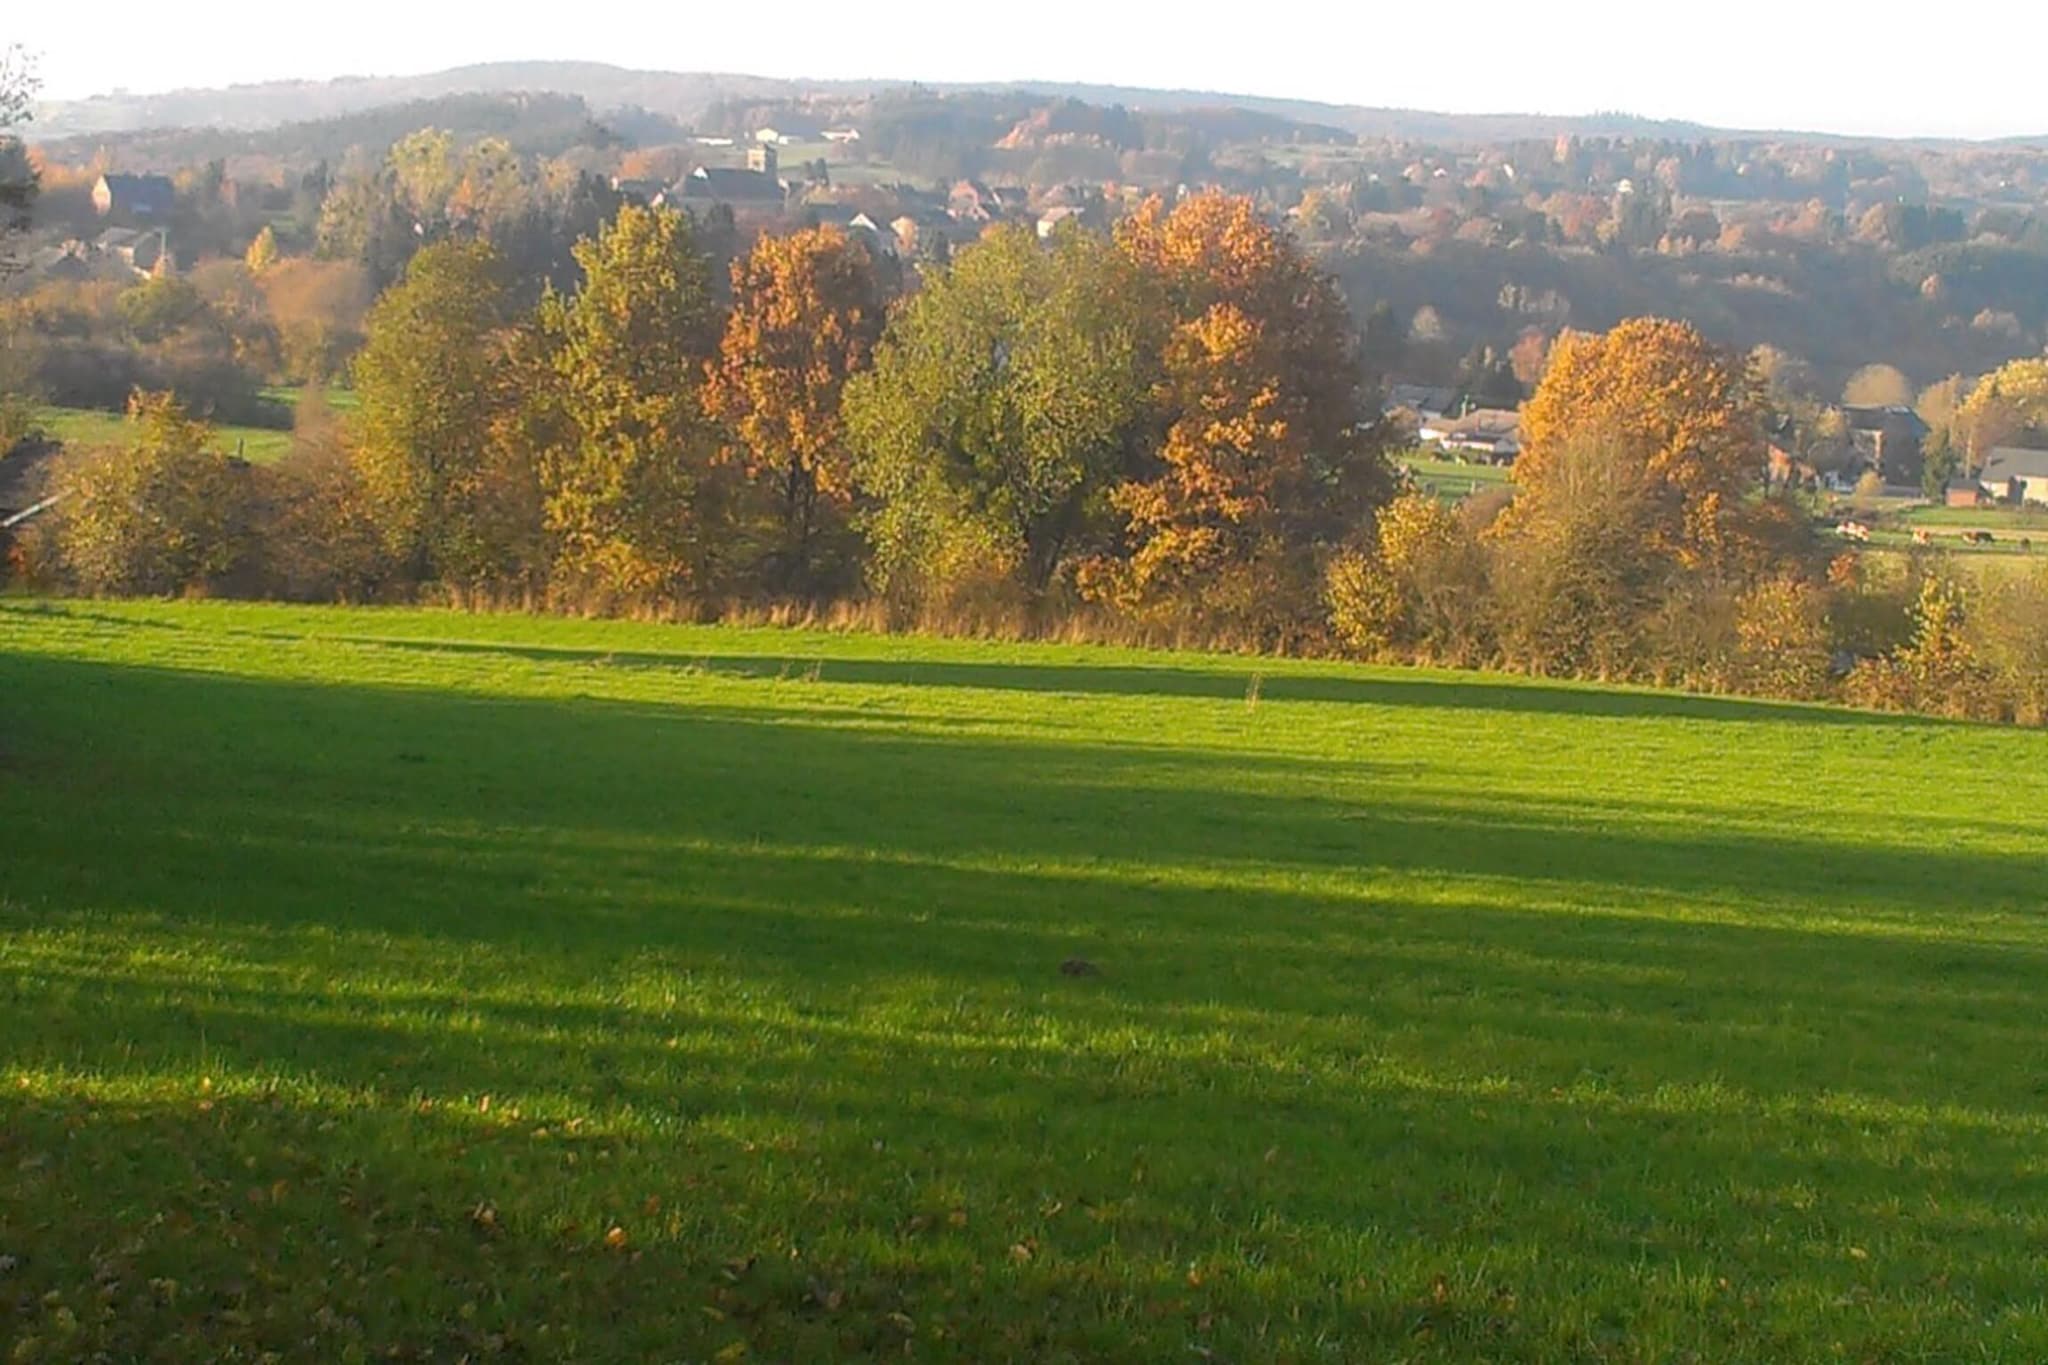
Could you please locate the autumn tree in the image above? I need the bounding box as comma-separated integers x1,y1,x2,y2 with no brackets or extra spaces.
244,225,280,275
707,226,887,595
44,392,260,595
262,391,399,602
1492,430,1678,677
1493,319,1812,678
1508,328,1552,390
1325,490,1492,664
260,256,373,385
847,224,1158,611
534,203,724,600
1507,318,1777,576
1100,191,1389,639
1956,358,2048,470
352,239,528,585
1843,363,1913,409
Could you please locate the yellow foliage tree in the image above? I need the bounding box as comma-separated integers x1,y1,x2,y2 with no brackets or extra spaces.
536,204,722,600
1956,358,2048,470
46,391,259,595
1325,490,1491,663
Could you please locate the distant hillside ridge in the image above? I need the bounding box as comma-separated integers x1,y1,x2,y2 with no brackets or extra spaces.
34,60,2041,147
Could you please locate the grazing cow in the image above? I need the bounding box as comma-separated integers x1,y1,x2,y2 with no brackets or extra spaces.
1963,530,1995,545
1837,521,1873,543
1912,529,1933,546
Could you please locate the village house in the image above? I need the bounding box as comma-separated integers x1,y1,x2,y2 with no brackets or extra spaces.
22,241,92,282
1979,447,2048,506
1384,383,1459,425
95,226,171,275
754,120,828,146
1427,408,1522,463
609,176,672,207
1036,205,1083,238
675,144,787,212
947,180,997,223
91,172,177,220
808,206,900,258
1843,405,1931,485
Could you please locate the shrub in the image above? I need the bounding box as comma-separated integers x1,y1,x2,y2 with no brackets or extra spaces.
1845,578,2006,722
1326,490,1492,664
1966,564,2048,725
259,398,401,602
1733,576,1835,700
43,392,260,596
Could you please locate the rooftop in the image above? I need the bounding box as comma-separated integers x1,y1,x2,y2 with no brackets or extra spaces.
1981,446,2048,480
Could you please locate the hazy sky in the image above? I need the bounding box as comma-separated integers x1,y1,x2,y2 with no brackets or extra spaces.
13,2,2048,140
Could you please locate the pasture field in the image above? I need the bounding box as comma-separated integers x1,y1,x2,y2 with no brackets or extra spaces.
1901,504,2048,532
1400,455,1514,503
3,599,2047,1361
33,406,295,464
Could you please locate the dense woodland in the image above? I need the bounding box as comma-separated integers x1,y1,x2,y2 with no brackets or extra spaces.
4,60,2047,723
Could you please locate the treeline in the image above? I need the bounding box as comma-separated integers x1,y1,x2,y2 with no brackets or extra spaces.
1326,322,2047,725
13,197,2047,724
22,195,1387,646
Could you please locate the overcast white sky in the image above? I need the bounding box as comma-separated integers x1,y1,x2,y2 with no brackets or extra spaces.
11,1,2048,139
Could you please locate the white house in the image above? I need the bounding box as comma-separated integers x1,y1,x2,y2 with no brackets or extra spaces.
1980,447,2048,505
755,121,827,146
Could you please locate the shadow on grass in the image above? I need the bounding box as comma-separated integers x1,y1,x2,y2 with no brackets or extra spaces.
1,602,1918,727
320,632,1915,726
5,647,2048,1358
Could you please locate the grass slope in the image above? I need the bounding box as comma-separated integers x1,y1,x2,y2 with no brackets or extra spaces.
3,600,2047,1361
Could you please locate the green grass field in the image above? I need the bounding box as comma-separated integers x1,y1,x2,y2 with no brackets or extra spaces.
1401,455,1515,502
34,406,296,464
1901,504,2048,532
4,600,2047,1361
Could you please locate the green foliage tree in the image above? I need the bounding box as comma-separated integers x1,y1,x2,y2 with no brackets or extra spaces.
846,224,1159,610
117,276,208,344
351,239,524,585
535,204,723,600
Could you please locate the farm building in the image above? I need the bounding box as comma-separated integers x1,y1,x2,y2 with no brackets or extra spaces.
755,121,827,146
1385,384,1459,424
91,173,176,220
1423,408,1522,462
1979,447,2048,506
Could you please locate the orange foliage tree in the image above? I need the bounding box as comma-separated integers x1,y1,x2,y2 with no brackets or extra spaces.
1507,317,1773,574
707,226,887,594
1100,192,1389,638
